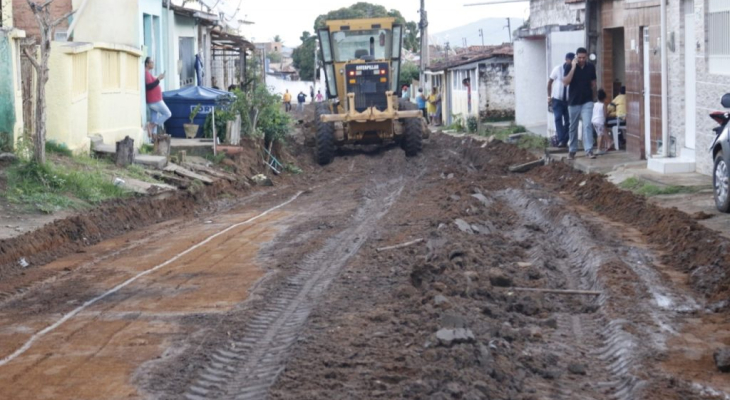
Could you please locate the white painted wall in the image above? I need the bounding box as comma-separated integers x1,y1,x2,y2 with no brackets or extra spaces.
515,38,547,128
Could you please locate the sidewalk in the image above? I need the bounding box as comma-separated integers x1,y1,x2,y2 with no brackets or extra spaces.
546,147,730,239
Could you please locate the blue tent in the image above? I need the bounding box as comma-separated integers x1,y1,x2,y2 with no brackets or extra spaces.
163,86,236,138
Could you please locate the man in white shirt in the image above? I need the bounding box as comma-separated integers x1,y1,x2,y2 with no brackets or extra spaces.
547,52,574,148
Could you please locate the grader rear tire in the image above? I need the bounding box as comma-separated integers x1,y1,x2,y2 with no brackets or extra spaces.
403,117,423,157
315,103,335,165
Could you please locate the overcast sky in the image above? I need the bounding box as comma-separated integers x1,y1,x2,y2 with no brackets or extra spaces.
228,0,530,45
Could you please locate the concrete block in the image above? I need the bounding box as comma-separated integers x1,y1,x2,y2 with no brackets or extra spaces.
134,155,168,170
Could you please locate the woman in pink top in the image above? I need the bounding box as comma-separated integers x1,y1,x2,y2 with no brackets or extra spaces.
144,57,171,138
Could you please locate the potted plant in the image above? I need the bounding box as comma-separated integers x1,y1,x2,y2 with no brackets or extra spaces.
184,104,202,139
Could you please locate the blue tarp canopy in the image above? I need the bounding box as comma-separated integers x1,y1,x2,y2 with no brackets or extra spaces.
163,87,237,138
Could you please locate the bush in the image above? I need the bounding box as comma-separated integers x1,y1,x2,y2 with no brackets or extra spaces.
45,141,73,157
467,116,478,133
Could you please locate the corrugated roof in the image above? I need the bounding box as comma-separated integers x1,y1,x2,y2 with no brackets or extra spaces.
427,44,513,71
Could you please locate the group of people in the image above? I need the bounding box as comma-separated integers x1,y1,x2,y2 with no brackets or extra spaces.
413,86,442,126
282,86,324,112
548,48,626,160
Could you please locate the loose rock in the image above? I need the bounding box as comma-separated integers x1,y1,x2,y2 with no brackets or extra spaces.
436,328,475,347
568,363,587,375
488,268,513,287
715,348,730,373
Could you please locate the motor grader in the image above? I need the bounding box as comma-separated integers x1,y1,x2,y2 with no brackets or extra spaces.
314,17,425,165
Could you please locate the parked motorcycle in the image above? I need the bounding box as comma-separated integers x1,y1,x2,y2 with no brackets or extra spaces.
709,93,730,212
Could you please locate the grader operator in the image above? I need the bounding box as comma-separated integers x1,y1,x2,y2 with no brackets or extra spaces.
314,17,425,165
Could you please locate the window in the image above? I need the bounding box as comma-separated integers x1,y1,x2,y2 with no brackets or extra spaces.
709,0,730,75
101,50,121,90
452,70,470,91
124,53,139,92
331,29,393,62
72,52,88,97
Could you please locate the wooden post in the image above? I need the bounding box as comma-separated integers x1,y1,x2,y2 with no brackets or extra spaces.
154,134,171,158
115,136,135,167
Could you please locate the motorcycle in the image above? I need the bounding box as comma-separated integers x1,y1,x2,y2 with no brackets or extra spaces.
709,93,730,212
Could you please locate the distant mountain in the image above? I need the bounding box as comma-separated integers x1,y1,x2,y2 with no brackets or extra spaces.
430,18,524,48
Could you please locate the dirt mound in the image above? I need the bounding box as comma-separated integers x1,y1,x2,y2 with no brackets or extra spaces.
530,161,730,303
0,179,250,283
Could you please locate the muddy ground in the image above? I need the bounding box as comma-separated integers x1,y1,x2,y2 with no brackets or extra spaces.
0,131,728,400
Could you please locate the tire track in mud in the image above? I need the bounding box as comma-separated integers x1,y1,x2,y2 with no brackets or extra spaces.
181,175,410,400
495,188,642,400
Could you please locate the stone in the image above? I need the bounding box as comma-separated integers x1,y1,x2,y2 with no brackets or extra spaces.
134,154,168,169
488,268,513,287
714,348,730,373
449,194,461,201
517,262,533,268
432,282,447,292
441,313,467,328
251,174,273,186
454,219,474,234
434,295,449,306
471,193,492,207
568,363,587,375
436,328,475,347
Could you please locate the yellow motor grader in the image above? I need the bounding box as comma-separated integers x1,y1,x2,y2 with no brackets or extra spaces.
314,17,425,165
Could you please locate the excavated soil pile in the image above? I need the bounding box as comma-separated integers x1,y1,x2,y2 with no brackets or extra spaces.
529,160,730,303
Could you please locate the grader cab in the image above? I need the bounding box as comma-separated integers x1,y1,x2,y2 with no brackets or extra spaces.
314,17,424,165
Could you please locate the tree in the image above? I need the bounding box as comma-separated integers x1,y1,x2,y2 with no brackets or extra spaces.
292,31,316,82
404,21,420,53
267,51,282,63
399,61,419,87
312,2,408,31
273,34,282,43
23,0,74,164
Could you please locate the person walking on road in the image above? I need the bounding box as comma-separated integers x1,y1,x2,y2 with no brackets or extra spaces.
310,86,315,102
548,53,574,148
283,89,292,112
563,47,597,159
144,57,171,140
297,91,307,112
315,90,324,102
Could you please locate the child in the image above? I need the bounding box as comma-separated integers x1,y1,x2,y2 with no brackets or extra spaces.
592,89,610,155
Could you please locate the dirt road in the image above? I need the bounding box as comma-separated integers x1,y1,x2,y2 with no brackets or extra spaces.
0,134,728,400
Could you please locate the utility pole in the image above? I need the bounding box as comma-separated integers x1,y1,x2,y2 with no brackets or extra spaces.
445,42,450,64
463,37,467,48
504,18,512,43
419,0,429,89
479,28,484,46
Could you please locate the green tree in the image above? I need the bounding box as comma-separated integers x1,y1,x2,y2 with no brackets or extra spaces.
268,51,282,63
399,61,419,87
292,31,316,81
404,21,420,53
312,2,407,31
273,34,282,43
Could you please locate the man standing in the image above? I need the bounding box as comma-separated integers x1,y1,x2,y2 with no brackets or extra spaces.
548,53,574,148
297,91,307,112
416,88,427,121
283,89,292,112
563,47,597,159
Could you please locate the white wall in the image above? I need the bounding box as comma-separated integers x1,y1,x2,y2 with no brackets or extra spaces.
515,38,547,128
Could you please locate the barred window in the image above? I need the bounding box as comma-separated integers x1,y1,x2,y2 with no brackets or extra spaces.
124,53,139,92
72,52,88,97
709,0,730,75
101,50,121,90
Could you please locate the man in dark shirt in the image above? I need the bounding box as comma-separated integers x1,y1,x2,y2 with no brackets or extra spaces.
563,47,597,159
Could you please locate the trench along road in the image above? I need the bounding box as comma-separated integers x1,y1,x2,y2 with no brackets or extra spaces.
0,134,729,400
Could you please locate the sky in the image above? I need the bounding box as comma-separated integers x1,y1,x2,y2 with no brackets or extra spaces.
221,0,530,46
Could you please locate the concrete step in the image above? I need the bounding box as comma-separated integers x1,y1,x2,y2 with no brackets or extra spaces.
134,155,168,170
647,157,696,174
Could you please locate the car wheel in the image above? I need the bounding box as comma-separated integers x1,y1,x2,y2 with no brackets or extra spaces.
714,153,730,213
